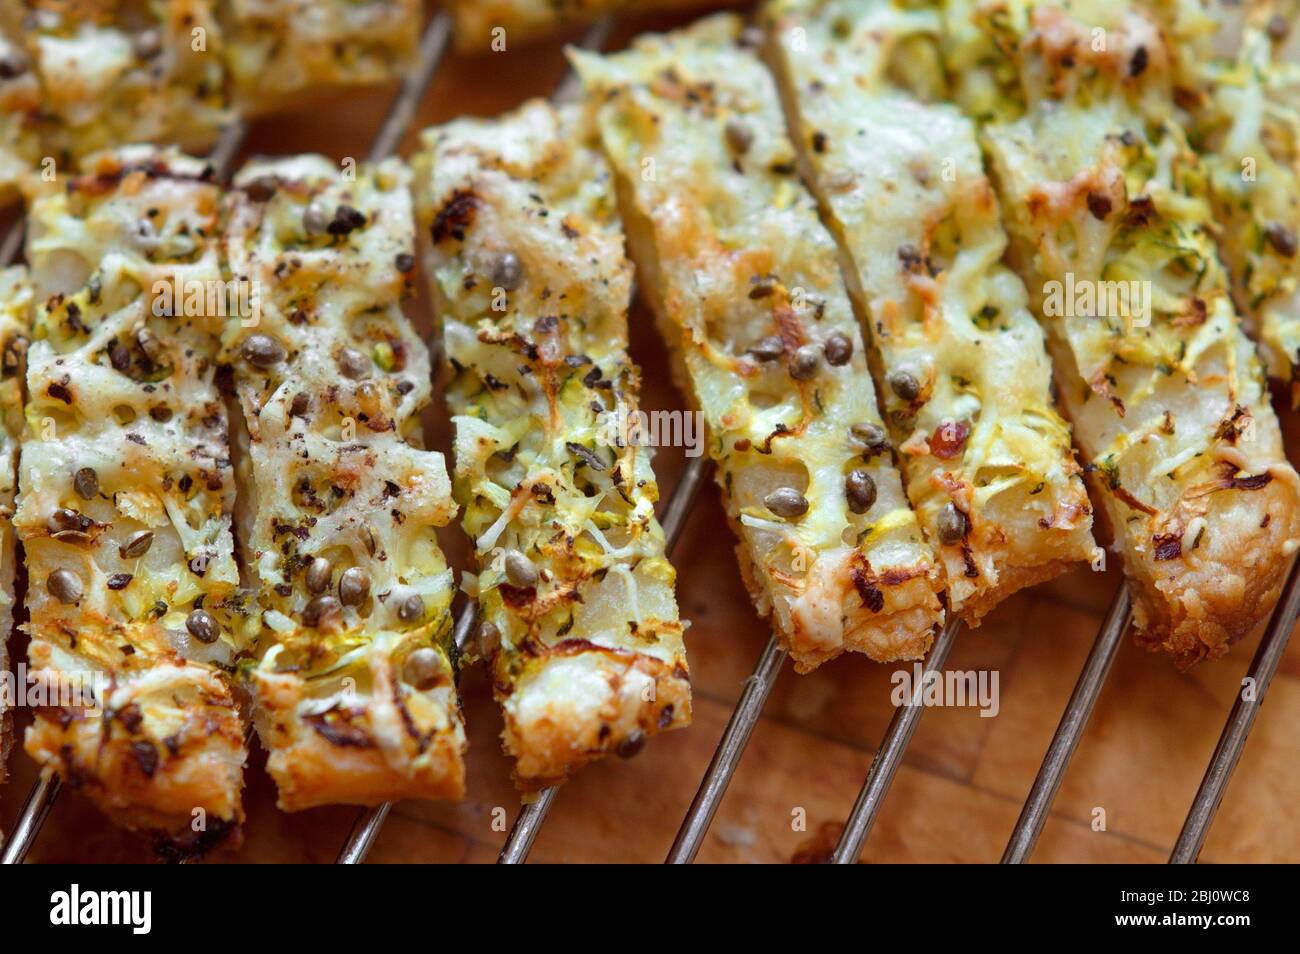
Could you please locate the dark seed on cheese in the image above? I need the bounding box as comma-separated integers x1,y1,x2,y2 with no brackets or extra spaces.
290,392,310,417
337,347,371,379
725,119,754,155
338,567,370,606
888,369,921,401
477,620,502,655
789,345,821,380
245,176,278,202
305,557,332,594
120,530,155,559
73,467,99,500
616,730,647,759
765,487,809,519
186,609,219,644
402,648,444,690
747,336,785,361
1086,192,1112,220
109,340,132,372
242,334,286,368
845,470,877,514
106,573,133,590
1265,222,1297,258
487,250,523,290
304,595,343,629
395,252,415,273
850,421,889,453
823,332,853,366
303,205,328,234
504,549,539,587
48,508,84,533
937,503,967,545
397,593,425,623
48,569,82,604
0,52,28,79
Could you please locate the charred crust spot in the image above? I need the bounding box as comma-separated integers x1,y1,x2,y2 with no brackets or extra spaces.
850,568,885,613
305,710,374,748
1086,191,1113,220
1229,472,1273,491
430,189,480,243
1153,533,1182,561
131,740,160,778
1129,46,1149,78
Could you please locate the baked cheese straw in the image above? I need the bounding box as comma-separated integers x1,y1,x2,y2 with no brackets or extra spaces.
1157,0,1300,403
0,266,28,786
17,147,248,852
573,14,944,673
222,155,466,810
764,0,1098,623
0,1,230,175
449,1,740,52
413,100,691,789
221,0,420,111
941,0,1300,666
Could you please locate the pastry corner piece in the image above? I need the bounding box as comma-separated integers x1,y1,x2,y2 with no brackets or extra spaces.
223,154,466,811
17,147,248,856
940,0,1300,666
763,0,1098,626
413,99,690,790
0,1,230,169
572,14,944,673
221,0,421,110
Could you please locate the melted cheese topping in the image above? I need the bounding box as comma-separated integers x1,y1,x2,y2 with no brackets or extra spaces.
942,0,1300,664
414,100,690,788
766,0,1098,621
222,0,419,107
223,155,465,809
17,147,247,844
1158,1,1300,399
574,14,943,672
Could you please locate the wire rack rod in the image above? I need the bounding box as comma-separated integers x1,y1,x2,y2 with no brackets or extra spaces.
1,220,24,268
368,12,453,164
665,633,786,863
1170,555,1300,863
1002,585,1131,863
831,616,963,864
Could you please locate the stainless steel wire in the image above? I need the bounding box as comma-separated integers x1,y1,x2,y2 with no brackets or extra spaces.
1002,586,1132,863
665,633,786,864
831,616,963,864
1170,555,1300,863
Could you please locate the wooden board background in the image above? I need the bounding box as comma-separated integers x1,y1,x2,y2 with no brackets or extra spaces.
2,9,1298,864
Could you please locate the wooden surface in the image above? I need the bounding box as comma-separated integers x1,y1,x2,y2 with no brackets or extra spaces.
3,10,1300,864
